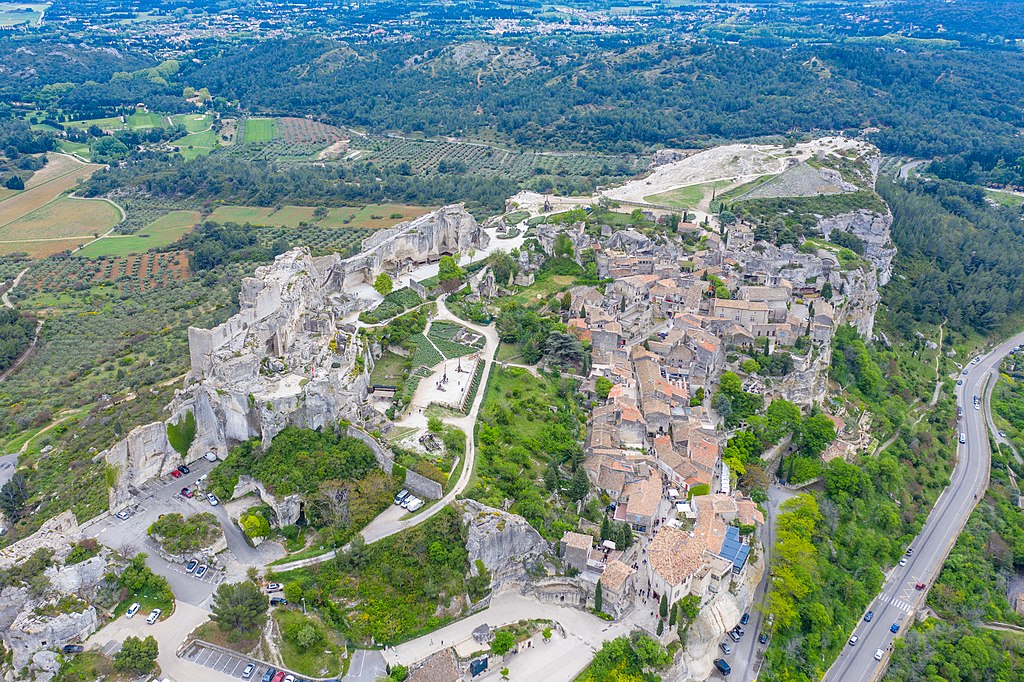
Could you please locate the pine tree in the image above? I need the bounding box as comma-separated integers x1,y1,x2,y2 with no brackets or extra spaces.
601,516,611,541
594,580,603,613
657,618,664,635
660,594,668,619
568,466,589,501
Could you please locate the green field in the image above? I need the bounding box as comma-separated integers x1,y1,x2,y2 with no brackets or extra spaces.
645,179,731,209
984,188,1024,210
171,113,213,133
75,210,200,257
0,2,46,26
208,203,431,229
66,108,166,133
127,111,166,128
57,139,91,160
173,129,219,160
243,118,278,143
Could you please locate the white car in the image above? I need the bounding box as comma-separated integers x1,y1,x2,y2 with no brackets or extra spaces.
959,433,966,444
266,582,284,593
406,498,424,512
206,492,219,506
146,608,162,625
115,509,131,520
874,648,884,661
848,635,858,646
126,602,141,619
204,451,218,462
401,495,419,509
899,558,907,566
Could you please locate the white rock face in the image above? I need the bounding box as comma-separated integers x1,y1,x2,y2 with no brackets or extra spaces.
818,209,896,286
101,205,487,506
461,500,549,587
0,510,81,570
45,555,108,599
8,603,98,669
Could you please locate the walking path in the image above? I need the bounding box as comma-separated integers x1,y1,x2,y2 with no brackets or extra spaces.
273,296,499,571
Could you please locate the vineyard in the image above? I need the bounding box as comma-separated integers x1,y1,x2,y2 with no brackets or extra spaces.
360,287,424,324
254,224,372,257
277,117,346,145
348,135,641,180
20,251,191,293
207,203,430,230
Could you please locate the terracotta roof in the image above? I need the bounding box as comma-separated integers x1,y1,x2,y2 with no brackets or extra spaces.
624,474,662,519
561,531,594,552
688,432,719,471
597,466,627,495
600,559,635,592
647,525,705,587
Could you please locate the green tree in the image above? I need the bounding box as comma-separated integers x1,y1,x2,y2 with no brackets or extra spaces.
4,175,24,190
659,594,668,619
595,376,613,399
568,465,589,501
166,411,197,456
113,636,158,675
798,413,837,457
595,580,603,613
313,205,329,220
0,472,29,521
210,581,269,639
373,272,394,296
554,232,575,258
492,630,516,656
437,255,463,284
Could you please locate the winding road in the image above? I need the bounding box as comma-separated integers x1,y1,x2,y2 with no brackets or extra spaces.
824,330,1024,682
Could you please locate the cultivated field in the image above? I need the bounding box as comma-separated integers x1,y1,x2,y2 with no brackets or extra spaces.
645,180,731,209
22,250,191,292
65,107,165,133
171,113,213,133
242,118,278,143
0,2,47,26
75,210,200,257
277,117,346,144
0,154,114,256
207,203,431,229
173,129,219,160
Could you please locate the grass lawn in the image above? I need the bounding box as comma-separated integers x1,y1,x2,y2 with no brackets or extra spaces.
191,620,260,653
171,113,213,133
57,139,92,160
482,366,561,442
273,609,345,678
207,205,277,225
267,205,317,226
369,349,408,386
113,586,174,622
318,203,431,229
507,274,574,307
127,111,165,128
984,188,1024,210
645,179,730,209
714,174,778,204
244,118,278,143
495,341,523,362
75,210,200,257
174,129,219,160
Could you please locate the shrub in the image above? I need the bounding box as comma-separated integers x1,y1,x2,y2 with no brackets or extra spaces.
166,411,196,456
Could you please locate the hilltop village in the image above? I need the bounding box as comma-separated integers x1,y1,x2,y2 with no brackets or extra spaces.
0,138,895,682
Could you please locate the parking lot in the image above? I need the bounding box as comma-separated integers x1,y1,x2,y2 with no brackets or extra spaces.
182,641,272,680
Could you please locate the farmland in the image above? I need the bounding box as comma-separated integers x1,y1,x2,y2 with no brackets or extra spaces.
65,107,167,133
171,113,213,133
56,140,91,160
173,130,219,160
0,2,47,26
241,118,278,143
645,180,731,209
207,203,431,229
20,250,191,293
277,117,346,144
0,155,118,257
75,210,200,258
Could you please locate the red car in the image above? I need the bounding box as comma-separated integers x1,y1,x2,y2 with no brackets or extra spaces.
915,582,926,590
180,487,194,498
271,672,286,682
170,470,182,479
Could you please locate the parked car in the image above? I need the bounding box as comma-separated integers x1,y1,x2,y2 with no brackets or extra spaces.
146,608,162,625
874,649,884,661
271,672,286,682
185,559,198,573
266,582,284,593
63,644,84,654
284,676,296,682
915,581,926,590
394,489,410,505
759,632,768,644
204,451,218,462
401,495,418,509
115,509,131,520
728,630,741,643
242,663,256,679
196,565,208,579
406,498,424,512
864,610,874,622
126,602,141,619
180,487,194,498
261,670,277,682
732,626,744,637
170,469,182,478
848,635,858,646
720,642,732,654
899,557,907,566
740,613,749,625
906,547,914,555
959,433,966,444
270,597,289,606
713,658,731,676
178,464,191,474
890,623,900,633
206,492,219,506
957,379,963,385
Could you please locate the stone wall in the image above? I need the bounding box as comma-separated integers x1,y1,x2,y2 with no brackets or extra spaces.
44,555,108,599
347,426,443,500
230,475,303,527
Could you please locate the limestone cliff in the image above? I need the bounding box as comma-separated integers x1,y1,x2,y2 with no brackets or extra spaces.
460,500,549,587
817,209,896,287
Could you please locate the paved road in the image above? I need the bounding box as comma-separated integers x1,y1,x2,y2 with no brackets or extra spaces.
824,331,1024,682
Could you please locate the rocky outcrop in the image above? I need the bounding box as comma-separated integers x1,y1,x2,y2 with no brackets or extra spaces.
104,421,179,510
818,209,896,286
8,603,98,669
461,500,548,587
0,511,81,570
44,555,108,600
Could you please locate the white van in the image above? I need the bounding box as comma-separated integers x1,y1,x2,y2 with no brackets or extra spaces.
406,498,424,512
126,602,141,619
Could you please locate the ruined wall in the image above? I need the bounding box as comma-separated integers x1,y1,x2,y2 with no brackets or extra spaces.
0,511,81,570
7,605,98,669
347,426,443,500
